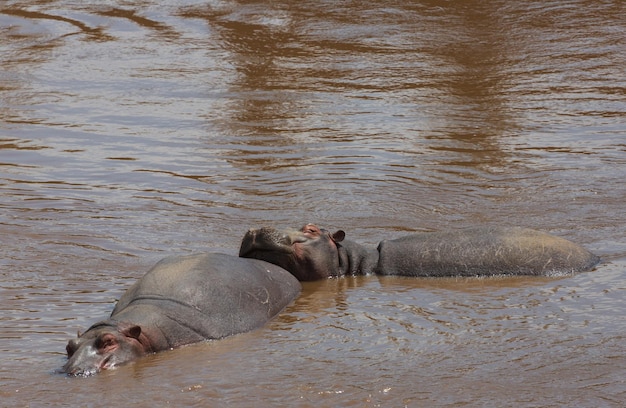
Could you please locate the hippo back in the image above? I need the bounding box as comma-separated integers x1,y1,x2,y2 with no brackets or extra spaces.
110,253,301,346
376,227,600,277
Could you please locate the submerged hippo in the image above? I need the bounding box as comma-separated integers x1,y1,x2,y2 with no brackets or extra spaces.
239,224,600,281
62,253,301,376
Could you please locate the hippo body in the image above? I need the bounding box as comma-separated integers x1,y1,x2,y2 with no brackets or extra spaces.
62,253,301,376
375,226,599,277
239,224,600,281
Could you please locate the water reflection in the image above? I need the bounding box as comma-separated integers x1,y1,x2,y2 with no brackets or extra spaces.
181,0,527,186
0,8,107,39
96,8,177,36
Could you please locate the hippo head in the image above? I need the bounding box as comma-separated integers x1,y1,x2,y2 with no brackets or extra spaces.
62,322,148,376
239,224,345,281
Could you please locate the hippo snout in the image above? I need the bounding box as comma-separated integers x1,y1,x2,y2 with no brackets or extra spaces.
240,227,298,257
62,346,106,377
62,362,99,377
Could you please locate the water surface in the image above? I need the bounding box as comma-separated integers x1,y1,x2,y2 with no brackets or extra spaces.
1,0,625,406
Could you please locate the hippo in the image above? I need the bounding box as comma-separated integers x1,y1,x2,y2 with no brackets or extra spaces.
62,253,301,376
239,224,600,281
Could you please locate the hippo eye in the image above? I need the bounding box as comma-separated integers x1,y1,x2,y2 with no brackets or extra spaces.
95,335,117,352
302,224,320,235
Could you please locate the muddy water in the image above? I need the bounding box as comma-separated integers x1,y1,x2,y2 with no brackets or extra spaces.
1,0,625,406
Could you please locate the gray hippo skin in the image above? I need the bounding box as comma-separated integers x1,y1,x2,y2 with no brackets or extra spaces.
239,224,600,281
62,253,301,376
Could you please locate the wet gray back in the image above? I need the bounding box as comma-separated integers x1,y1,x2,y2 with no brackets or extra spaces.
376,227,600,277
111,253,301,346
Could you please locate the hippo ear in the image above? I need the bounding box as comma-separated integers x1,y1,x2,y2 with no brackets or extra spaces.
124,325,142,340
332,230,345,243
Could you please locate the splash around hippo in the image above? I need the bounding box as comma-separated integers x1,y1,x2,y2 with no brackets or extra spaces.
61,253,301,376
239,224,600,281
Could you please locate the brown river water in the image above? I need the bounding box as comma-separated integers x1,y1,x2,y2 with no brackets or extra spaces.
1,0,625,406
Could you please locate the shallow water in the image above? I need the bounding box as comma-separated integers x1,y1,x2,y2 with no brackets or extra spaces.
1,0,625,406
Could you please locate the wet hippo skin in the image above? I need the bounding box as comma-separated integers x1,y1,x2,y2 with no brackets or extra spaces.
62,253,301,376
239,224,600,281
